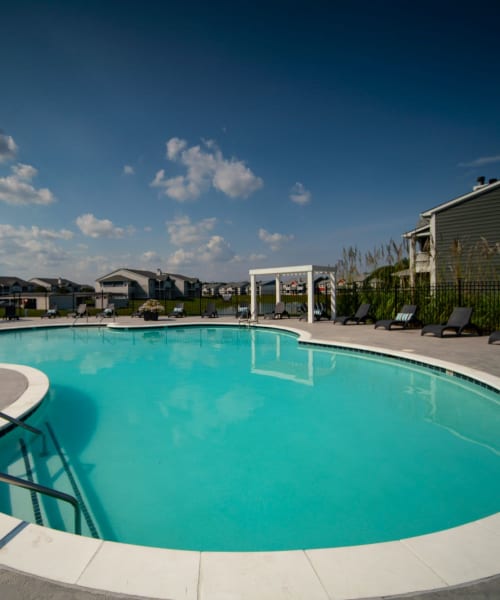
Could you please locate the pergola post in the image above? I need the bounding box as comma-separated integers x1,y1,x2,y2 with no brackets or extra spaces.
275,274,281,303
329,270,336,320
250,273,257,321
307,269,314,323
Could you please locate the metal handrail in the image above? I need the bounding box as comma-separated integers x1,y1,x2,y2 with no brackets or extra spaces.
0,472,81,534
0,411,48,455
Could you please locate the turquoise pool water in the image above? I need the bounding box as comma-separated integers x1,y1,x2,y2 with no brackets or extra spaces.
0,325,499,551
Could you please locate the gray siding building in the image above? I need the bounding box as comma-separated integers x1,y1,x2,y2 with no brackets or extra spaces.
404,177,500,284
96,268,201,300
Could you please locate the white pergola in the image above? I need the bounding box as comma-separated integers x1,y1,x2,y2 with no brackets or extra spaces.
249,264,336,324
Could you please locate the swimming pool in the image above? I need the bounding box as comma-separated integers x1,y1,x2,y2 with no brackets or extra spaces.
0,325,499,552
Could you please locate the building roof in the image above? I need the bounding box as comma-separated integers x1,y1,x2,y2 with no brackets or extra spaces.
99,274,137,283
168,272,200,283
30,277,80,287
421,178,500,218
96,268,158,282
403,179,500,238
402,223,431,238
0,276,31,286
96,268,200,283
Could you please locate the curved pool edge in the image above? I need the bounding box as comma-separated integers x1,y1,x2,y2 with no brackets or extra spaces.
0,363,49,432
0,320,499,600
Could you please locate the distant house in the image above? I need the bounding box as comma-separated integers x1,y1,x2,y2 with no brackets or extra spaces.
403,177,500,285
29,277,85,292
219,281,250,296
0,276,33,296
335,274,367,288
0,276,89,311
258,280,277,295
202,282,224,297
96,268,201,300
282,279,306,294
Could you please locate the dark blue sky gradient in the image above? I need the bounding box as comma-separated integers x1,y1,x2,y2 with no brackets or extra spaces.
1,1,499,281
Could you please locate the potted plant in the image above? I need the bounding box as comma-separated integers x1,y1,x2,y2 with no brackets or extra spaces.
139,299,164,321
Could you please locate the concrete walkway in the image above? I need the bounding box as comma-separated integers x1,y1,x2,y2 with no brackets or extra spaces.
0,316,499,599
0,368,27,411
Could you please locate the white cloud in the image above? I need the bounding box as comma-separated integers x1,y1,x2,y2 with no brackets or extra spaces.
248,252,267,261
0,224,73,242
166,215,217,246
0,224,74,271
141,250,161,264
76,213,129,238
163,213,234,273
0,163,56,205
12,163,37,180
167,248,195,269
123,165,135,175
166,235,234,271
213,160,263,198
289,182,312,205
153,172,202,202
200,235,234,262
166,137,188,160
458,155,500,168
0,132,18,163
231,252,266,264
35,227,74,240
258,228,294,251
151,138,263,202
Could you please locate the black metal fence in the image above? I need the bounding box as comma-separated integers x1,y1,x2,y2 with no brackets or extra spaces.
2,281,500,332
329,280,500,333
205,280,500,332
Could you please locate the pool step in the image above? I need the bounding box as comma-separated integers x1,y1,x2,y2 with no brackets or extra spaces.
19,438,44,526
43,422,100,538
4,448,45,527
3,428,100,538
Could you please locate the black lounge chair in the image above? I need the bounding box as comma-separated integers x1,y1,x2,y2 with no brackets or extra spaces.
333,303,372,325
70,303,87,319
202,302,218,318
421,307,481,338
3,304,19,321
169,303,186,318
236,304,250,319
265,301,289,319
298,303,308,321
488,330,500,344
41,305,59,319
375,305,421,330
96,304,115,320
314,303,329,321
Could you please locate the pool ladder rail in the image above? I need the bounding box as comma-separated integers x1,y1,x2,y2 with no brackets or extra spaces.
0,471,81,535
0,412,83,535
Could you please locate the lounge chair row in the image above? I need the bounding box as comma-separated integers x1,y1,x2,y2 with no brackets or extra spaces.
333,304,494,339
237,302,499,340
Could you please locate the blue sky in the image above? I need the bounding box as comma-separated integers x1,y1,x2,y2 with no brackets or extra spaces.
1,0,499,285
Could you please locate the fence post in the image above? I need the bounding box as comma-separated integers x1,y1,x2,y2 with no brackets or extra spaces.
394,283,398,314
457,278,462,306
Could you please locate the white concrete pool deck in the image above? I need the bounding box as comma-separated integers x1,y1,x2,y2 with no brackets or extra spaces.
0,315,499,600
